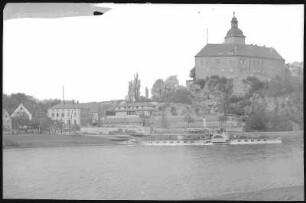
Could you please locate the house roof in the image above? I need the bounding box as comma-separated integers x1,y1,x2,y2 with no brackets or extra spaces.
49,103,89,110
118,102,157,108
195,44,284,60
114,108,157,112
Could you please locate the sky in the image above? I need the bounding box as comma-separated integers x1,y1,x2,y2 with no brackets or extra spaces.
3,4,304,103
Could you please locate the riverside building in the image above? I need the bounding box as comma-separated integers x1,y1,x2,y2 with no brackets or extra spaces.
48,101,91,126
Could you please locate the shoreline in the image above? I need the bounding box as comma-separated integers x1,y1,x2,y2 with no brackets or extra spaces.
199,185,304,201
2,134,121,149
3,130,303,149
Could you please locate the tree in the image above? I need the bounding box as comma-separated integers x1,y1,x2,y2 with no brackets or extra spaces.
38,117,54,133
151,79,165,101
11,112,31,130
184,111,195,128
244,102,268,132
195,79,206,89
168,88,193,104
170,106,177,116
243,77,266,97
267,102,292,131
133,73,141,102
2,94,19,113
189,67,195,80
126,73,141,102
139,114,150,126
164,75,179,97
127,81,134,102
216,78,233,122
145,87,149,99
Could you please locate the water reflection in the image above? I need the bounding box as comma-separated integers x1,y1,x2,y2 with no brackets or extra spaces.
3,133,304,200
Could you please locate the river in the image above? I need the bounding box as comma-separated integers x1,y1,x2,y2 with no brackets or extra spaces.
3,132,304,200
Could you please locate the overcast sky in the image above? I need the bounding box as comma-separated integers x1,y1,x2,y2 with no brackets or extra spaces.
3,4,304,103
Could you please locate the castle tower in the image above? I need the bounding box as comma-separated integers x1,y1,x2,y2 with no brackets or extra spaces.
224,12,246,44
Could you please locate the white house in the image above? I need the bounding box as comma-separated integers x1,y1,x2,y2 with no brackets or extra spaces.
2,109,12,130
48,102,91,126
10,103,32,120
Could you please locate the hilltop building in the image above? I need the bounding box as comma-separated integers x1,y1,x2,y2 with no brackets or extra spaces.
189,12,286,95
48,100,91,126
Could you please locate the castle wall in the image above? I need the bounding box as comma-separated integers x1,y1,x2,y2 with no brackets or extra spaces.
224,37,245,44
195,56,285,81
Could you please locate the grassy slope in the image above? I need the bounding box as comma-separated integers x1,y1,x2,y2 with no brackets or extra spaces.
3,134,118,148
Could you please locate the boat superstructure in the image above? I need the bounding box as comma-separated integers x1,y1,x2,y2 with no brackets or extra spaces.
140,139,212,146
132,128,281,146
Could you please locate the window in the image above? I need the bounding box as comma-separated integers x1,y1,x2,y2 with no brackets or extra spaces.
52,113,54,117
57,113,59,117
62,113,64,117
215,59,220,64
74,120,77,124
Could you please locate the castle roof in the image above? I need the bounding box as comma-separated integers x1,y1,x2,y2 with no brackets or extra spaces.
225,12,245,39
195,44,284,60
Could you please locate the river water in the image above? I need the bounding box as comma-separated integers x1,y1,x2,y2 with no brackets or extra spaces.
3,133,304,200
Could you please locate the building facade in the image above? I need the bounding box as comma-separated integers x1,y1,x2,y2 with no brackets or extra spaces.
192,13,286,94
107,102,158,118
2,109,12,130
10,103,33,120
48,102,91,126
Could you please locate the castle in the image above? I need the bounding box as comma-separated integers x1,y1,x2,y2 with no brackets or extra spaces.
189,12,286,95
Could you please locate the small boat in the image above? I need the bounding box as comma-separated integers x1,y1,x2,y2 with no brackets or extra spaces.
211,132,230,144
108,135,132,141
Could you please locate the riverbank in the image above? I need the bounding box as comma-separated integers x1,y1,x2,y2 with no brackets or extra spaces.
201,185,304,201
3,134,121,149
3,130,303,149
